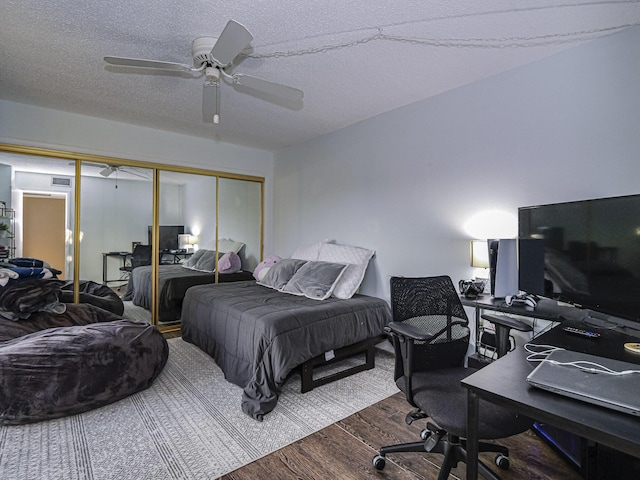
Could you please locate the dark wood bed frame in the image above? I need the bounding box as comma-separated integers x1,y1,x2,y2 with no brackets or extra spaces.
299,334,387,393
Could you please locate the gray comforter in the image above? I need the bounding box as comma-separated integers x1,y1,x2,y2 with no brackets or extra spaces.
181,281,392,420
122,264,253,322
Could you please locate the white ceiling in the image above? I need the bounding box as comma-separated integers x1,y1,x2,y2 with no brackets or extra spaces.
2,1,640,151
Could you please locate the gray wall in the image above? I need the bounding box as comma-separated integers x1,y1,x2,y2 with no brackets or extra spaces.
273,26,640,301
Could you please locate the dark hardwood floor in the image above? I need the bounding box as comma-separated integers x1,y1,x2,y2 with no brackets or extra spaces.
222,392,582,480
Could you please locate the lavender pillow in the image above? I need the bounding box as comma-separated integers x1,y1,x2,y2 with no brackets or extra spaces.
218,251,241,274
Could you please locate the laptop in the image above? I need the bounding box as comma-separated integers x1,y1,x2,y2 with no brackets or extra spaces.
526,349,640,416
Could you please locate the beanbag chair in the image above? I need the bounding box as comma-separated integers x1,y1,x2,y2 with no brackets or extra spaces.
0,302,123,344
0,320,168,425
60,280,125,316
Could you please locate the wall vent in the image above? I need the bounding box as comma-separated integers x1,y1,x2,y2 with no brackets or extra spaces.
51,176,72,187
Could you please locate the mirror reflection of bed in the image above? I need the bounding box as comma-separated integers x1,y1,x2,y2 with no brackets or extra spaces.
121,239,254,326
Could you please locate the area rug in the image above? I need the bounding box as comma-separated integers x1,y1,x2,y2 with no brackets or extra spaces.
0,338,397,480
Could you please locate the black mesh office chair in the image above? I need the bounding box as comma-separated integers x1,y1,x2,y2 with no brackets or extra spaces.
373,276,532,480
119,244,152,274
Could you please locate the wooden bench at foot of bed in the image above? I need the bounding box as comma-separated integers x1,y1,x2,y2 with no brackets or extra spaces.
300,334,387,393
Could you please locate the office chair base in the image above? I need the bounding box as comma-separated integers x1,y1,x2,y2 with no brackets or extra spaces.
374,435,509,479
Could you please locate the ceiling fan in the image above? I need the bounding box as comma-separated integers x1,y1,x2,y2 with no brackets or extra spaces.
104,20,304,124
78,162,150,179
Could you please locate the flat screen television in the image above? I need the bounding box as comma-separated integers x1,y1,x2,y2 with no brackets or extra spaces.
518,194,640,322
147,225,184,251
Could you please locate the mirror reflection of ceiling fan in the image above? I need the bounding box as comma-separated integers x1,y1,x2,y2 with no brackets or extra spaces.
104,19,304,124
79,162,151,179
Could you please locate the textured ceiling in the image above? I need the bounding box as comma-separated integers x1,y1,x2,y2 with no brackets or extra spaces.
2,1,640,151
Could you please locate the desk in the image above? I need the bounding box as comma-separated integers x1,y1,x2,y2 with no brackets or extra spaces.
461,295,564,323
102,251,130,284
462,318,640,480
159,250,192,264
461,295,564,365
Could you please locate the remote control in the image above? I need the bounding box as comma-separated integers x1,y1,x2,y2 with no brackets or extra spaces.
563,326,601,339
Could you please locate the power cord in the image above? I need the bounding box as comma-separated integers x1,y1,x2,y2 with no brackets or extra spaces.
524,343,640,376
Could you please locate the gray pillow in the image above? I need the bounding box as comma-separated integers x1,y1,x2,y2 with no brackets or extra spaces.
192,249,221,272
281,261,348,300
182,249,220,272
182,249,207,269
257,258,307,290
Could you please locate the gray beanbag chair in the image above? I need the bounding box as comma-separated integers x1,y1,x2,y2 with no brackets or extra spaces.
0,302,123,343
0,319,168,425
60,280,125,316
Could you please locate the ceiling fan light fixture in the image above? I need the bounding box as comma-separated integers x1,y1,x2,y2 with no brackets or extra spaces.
204,66,220,82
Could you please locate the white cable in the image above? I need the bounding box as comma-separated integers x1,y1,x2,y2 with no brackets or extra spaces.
524,343,640,375
541,359,640,376
524,343,564,361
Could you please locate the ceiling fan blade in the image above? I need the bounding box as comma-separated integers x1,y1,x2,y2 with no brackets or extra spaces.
76,161,105,169
234,74,304,102
104,56,193,72
120,167,151,179
210,20,253,67
202,83,220,124
99,167,114,177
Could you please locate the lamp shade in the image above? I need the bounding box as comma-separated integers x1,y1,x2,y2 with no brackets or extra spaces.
470,240,490,268
178,234,191,250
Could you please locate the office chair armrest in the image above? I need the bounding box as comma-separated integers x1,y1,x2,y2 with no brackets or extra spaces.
481,314,532,333
386,322,434,342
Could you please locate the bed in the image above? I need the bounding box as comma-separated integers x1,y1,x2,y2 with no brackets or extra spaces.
181,280,392,420
122,263,253,322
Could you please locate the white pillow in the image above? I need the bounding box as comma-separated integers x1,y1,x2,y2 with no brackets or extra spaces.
217,238,245,254
318,243,375,299
291,240,325,261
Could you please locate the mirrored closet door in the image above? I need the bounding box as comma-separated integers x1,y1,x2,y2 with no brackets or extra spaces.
218,177,263,274
0,144,264,333
154,170,218,328
79,161,153,323
0,152,76,281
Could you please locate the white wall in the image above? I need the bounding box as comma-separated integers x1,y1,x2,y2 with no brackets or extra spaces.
273,26,640,302
79,176,156,280
0,100,275,253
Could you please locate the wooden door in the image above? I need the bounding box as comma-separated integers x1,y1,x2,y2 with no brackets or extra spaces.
23,195,66,279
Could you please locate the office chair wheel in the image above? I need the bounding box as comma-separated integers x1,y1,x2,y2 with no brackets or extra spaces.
420,428,431,441
372,455,386,470
495,454,510,470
